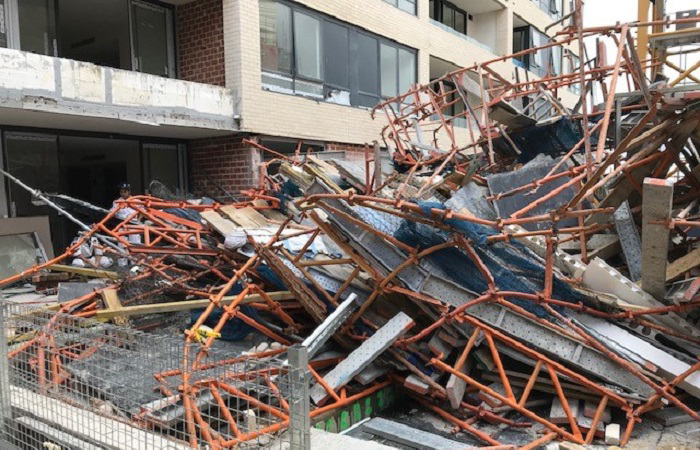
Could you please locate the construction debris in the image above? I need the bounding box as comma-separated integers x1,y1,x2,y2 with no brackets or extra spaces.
2,9,700,450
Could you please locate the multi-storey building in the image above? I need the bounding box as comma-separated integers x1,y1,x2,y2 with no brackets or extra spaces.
0,0,579,251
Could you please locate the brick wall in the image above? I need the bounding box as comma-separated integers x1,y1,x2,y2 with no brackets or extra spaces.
177,0,226,86
189,135,260,199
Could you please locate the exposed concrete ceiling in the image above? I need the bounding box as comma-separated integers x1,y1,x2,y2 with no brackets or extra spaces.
454,0,505,15
0,108,235,140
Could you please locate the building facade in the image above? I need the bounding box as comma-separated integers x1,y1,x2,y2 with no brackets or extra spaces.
0,0,578,251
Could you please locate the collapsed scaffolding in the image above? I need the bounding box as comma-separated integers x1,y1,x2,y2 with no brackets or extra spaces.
2,7,700,450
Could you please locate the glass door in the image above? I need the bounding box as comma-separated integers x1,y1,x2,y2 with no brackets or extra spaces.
4,132,64,252
131,0,173,77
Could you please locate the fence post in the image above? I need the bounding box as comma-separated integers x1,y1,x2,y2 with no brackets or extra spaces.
287,344,310,450
0,300,12,439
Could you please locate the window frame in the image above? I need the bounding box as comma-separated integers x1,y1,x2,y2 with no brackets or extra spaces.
383,0,417,15
513,25,562,78
2,0,176,77
429,0,468,35
259,0,417,109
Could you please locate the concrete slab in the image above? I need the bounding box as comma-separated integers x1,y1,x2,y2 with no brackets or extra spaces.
641,178,674,300
614,201,642,281
311,428,395,450
362,417,468,450
309,312,414,405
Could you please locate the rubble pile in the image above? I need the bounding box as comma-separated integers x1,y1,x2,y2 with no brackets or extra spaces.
2,16,700,450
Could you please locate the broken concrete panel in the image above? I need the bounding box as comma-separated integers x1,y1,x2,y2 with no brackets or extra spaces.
583,400,611,423
309,312,414,405
549,397,580,424
614,201,642,281
605,423,621,445
581,258,700,340
362,417,467,450
641,178,674,300
572,311,700,399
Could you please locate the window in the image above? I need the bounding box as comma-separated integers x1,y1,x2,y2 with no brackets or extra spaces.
260,1,293,74
323,22,349,90
17,0,55,55
380,44,398,98
431,81,466,127
512,25,560,78
429,0,468,35
531,0,563,19
382,0,417,15
260,0,416,109
294,12,321,80
356,33,380,107
566,50,581,94
398,49,416,94
7,0,175,76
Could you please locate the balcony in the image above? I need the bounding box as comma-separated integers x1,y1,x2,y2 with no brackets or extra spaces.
0,48,236,138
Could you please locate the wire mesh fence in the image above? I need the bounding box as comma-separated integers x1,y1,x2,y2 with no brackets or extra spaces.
0,300,310,449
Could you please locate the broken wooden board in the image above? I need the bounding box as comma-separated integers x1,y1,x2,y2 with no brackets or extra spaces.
220,205,269,228
200,210,237,235
309,312,414,405
47,264,119,280
666,246,700,281
102,288,127,326
95,291,294,320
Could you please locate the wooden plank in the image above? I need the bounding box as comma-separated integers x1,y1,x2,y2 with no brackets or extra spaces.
200,210,237,235
94,291,294,320
48,264,119,280
220,206,269,228
666,246,700,281
102,288,128,326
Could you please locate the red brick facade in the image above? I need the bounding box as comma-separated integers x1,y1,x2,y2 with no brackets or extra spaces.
176,0,226,86
189,135,261,199
325,142,369,154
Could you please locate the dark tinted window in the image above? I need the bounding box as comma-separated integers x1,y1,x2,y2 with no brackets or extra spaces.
357,33,379,96
323,21,349,89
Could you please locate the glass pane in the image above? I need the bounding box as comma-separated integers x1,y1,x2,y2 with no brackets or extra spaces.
0,0,9,48
429,0,436,20
323,21,349,89
357,93,380,108
552,45,562,75
58,0,130,69
398,0,416,14
357,33,378,95
5,133,62,253
147,146,179,191
18,0,51,55
442,4,454,28
380,43,397,98
455,11,466,34
0,233,44,280
294,11,321,79
260,0,293,74
382,0,398,6
132,1,170,77
398,48,415,94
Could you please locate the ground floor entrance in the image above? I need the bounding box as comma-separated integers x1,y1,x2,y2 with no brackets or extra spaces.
0,129,187,253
